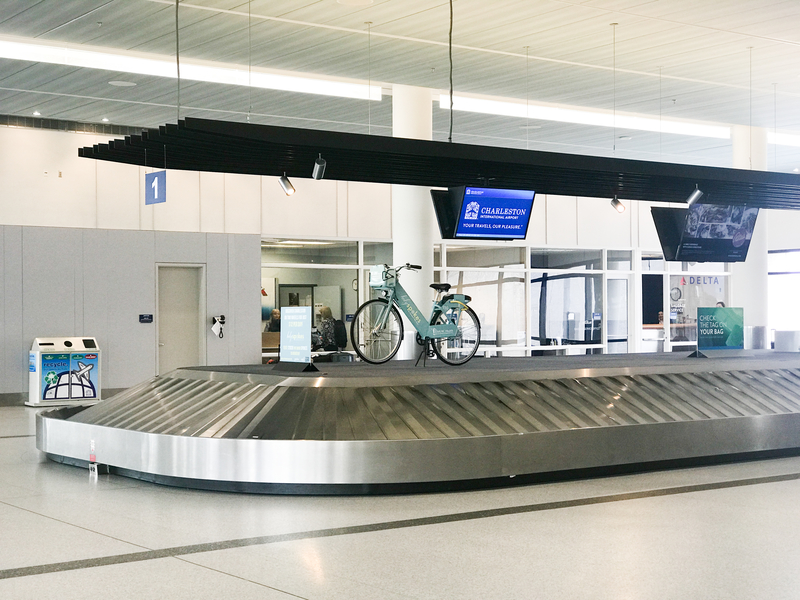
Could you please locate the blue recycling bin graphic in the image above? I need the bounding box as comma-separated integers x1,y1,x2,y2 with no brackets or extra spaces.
41,352,99,401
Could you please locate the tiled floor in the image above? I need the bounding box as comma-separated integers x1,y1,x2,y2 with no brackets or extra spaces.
3,404,800,599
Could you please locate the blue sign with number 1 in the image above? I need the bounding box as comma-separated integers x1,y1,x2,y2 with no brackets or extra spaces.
145,170,166,205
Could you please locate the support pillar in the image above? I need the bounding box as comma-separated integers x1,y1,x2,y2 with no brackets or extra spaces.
730,125,768,329
391,85,434,359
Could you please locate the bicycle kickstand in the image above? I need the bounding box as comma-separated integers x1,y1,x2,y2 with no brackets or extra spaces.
415,340,429,367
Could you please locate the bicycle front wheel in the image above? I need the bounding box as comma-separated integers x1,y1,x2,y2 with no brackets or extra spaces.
430,305,481,366
350,299,404,364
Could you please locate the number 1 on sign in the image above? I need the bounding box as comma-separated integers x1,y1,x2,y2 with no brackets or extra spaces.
152,176,158,199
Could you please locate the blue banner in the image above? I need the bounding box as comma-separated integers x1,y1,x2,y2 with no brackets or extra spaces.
280,307,312,363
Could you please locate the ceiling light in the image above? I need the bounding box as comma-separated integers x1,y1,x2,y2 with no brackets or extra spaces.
618,135,632,140
32,111,40,116
312,154,327,180
440,94,731,139
279,173,295,196
0,36,381,101
794,168,799,173
611,196,625,213
108,80,136,87
101,117,109,122
686,185,704,205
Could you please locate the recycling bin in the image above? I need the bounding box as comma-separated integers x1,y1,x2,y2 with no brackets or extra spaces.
26,337,101,407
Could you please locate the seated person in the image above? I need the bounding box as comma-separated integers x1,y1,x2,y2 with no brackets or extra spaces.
265,308,281,332
312,306,337,351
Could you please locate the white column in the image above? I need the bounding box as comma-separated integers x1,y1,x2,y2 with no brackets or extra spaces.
730,125,768,328
392,85,435,359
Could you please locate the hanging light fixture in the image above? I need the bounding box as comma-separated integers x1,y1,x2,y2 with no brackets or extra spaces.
686,185,704,205
611,196,625,213
279,173,295,196
312,154,327,180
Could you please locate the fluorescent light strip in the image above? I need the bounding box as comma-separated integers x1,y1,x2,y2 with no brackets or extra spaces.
0,37,381,101
440,94,730,140
769,132,800,147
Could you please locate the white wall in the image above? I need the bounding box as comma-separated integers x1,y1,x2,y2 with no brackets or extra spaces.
0,226,260,395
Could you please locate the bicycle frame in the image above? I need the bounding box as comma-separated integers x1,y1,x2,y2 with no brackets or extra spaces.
372,271,469,340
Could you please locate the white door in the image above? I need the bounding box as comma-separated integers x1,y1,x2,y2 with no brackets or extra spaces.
157,265,204,374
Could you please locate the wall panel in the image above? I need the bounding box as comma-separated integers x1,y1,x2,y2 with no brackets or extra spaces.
1,226,23,394
97,161,140,230
224,174,261,234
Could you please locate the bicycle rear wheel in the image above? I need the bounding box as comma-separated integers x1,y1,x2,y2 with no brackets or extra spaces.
430,305,481,365
350,299,404,364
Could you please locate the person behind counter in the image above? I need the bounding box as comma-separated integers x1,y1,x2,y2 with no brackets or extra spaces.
313,306,337,351
265,308,281,332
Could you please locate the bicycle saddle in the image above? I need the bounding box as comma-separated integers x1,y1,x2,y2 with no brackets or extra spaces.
430,283,451,293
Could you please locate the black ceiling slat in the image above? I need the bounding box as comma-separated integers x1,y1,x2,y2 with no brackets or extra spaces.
77,117,800,209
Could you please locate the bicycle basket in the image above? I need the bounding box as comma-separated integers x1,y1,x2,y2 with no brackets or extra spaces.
369,265,386,288
369,265,395,288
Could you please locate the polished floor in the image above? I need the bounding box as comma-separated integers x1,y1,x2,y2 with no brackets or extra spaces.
4,403,800,599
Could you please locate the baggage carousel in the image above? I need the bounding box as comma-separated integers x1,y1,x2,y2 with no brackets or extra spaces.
36,352,800,494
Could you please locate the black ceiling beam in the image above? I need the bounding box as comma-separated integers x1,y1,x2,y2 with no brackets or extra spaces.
78,117,800,210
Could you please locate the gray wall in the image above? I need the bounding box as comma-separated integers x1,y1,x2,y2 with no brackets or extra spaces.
0,226,261,395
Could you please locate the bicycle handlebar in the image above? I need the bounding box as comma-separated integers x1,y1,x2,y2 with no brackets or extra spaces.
384,263,423,273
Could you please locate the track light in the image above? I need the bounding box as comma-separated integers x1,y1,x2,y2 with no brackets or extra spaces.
686,185,703,205
611,196,625,213
312,154,326,180
279,173,295,196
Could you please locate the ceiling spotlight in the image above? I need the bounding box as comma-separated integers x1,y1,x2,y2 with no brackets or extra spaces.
32,111,41,116
686,185,704,205
279,173,295,196
101,117,109,122
611,196,625,213
312,154,327,180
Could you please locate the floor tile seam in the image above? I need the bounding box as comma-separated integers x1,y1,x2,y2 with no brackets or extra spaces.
3,469,800,581
0,497,154,553
173,556,311,599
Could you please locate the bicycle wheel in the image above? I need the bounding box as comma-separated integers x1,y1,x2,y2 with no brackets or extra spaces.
430,305,481,366
350,299,404,364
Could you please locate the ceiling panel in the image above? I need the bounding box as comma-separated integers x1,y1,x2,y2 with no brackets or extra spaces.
1,0,800,172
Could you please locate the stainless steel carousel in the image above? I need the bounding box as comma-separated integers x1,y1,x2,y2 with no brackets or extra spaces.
37,353,800,494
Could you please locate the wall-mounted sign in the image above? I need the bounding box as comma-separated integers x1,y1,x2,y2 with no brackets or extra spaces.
139,314,153,323
145,170,166,205
697,307,744,350
280,306,312,364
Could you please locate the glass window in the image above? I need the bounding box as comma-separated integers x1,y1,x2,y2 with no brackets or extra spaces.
446,246,525,268
434,244,442,268
530,272,602,346
668,274,728,342
363,242,392,266
262,267,359,346
769,250,800,274
446,270,526,348
642,253,665,272
607,250,632,271
672,261,727,273
530,249,602,270
607,278,628,353
261,240,357,265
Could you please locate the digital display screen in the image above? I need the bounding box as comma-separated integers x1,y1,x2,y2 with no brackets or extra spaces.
677,204,759,262
454,187,535,239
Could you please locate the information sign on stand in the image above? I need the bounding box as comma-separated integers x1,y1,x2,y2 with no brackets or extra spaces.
697,307,744,351
275,307,318,372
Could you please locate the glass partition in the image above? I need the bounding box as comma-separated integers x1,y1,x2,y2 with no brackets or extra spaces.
531,249,602,270
446,246,525,268
363,242,392,266
446,270,526,353
530,272,602,346
261,240,357,265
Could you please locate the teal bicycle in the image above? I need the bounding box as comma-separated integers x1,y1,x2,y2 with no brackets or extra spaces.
351,263,481,365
